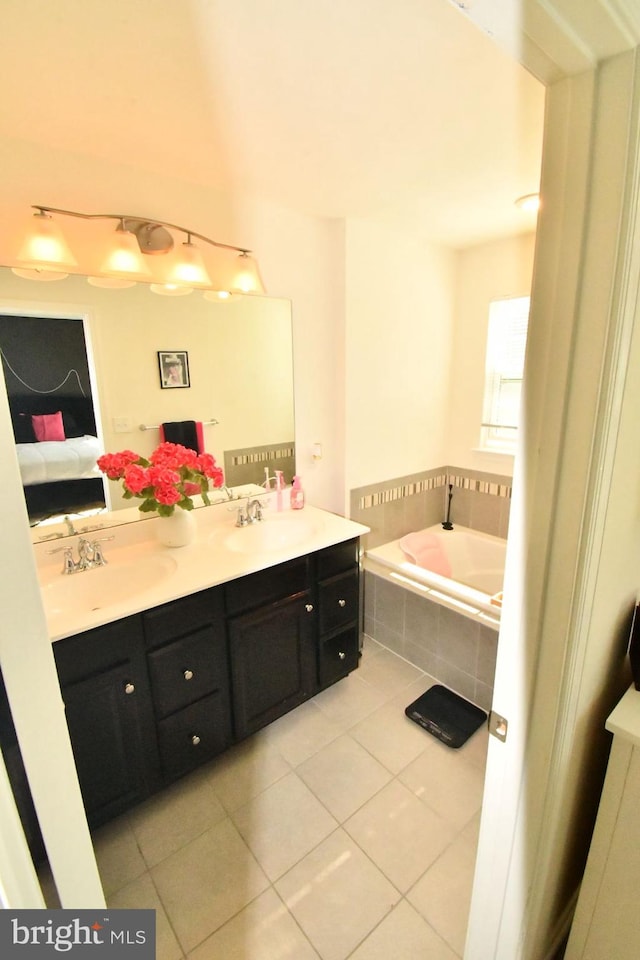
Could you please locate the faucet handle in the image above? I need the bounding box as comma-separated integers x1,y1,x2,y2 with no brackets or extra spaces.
47,546,78,575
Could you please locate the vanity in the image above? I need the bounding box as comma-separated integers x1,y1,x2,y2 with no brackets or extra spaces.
2,502,368,855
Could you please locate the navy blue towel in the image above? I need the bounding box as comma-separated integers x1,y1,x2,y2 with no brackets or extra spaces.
160,420,202,453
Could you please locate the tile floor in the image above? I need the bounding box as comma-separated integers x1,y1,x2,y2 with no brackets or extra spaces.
46,637,488,959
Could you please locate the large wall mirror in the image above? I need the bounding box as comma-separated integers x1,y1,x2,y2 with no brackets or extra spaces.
0,267,295,539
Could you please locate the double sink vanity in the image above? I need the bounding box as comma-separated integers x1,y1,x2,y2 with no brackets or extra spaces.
4,499,368,856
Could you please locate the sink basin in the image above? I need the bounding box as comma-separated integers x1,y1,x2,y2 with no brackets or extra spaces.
41,554,178,617
222,513,317,555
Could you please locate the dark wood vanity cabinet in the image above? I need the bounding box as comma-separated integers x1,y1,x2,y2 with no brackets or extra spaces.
143,589,232,782
53,617,160,828
316,539,361,689
5,536,361,843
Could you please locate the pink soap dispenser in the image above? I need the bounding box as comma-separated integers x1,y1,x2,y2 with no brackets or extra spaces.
290,475,305,510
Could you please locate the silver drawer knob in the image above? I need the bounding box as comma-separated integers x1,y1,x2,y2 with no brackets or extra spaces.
338,599,347,607
305,603,314,612
124,682,135,695
183,669,194,681
191,734,201,746
338,651,346,660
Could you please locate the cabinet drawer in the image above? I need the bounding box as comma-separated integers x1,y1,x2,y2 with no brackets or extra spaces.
157,693,231,781
318,569,359,634
318,626,360,688
54,616,145,685
143,588,223,650
225,557,308,616
147,627,228,720
316,539,359,580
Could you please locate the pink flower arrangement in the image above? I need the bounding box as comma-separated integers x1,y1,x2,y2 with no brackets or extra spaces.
97,442,225,516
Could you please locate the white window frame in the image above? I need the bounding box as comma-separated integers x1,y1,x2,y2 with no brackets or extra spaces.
479,295,530,454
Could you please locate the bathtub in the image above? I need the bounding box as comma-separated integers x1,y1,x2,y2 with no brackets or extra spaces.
364,524,505,628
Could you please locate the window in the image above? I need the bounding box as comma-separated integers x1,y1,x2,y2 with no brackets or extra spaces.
480,295,530,453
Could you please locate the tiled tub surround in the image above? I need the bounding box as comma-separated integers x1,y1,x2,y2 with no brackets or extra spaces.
351,467,507,711
364,569,498,711
350,466,512,549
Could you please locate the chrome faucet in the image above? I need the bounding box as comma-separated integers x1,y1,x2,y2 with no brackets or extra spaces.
235,498,266,526
48,536,114,574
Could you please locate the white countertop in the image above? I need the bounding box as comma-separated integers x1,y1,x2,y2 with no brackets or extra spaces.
606,685,640,747
34,500,369,642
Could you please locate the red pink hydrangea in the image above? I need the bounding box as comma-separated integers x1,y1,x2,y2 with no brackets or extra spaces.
97,442,224,516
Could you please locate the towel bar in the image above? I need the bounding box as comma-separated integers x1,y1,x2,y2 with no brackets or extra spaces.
139,418,219,431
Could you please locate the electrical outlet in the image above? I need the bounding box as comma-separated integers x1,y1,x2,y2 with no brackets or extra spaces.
113,416,133,434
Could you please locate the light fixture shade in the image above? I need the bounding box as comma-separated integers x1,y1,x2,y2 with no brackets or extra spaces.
515,193,540,213
11,266,69,282
100,225,152,279
230,252,265,294
203,289,240,303
16,211,78,270
167,239,212,287
150,283,194,297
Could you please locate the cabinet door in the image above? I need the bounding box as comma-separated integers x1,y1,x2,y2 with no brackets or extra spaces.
61,662,155,828
229,591,316,739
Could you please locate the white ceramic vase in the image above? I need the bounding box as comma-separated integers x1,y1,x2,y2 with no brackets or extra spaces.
155,508,196,548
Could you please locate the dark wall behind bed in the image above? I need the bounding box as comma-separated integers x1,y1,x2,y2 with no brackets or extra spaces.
0,314,91,398
0,314,95,441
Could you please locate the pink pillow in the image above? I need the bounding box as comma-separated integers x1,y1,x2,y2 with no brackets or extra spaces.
32,411,65,442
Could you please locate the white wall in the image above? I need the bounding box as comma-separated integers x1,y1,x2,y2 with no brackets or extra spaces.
447,232,536,475
344,216,456,497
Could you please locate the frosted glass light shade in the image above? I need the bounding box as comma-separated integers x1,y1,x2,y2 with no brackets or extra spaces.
167,240,212,287
230,252,264,294
11,266,69,282
16,212,78,270
150,283,193,297
100,226,152,279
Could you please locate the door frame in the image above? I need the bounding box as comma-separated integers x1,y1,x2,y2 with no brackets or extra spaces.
465,3,640,957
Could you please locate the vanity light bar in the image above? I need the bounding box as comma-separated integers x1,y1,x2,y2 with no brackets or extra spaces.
14,206,265,295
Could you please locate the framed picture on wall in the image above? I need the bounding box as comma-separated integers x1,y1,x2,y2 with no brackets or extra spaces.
158,351,190,389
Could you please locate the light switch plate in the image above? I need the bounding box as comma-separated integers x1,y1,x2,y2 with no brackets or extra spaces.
113,416,133,433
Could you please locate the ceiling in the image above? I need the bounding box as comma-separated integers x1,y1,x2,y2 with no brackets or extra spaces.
0,0,545,249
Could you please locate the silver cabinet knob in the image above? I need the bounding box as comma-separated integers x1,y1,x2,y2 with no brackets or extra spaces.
124,682,135,695
338,599,347,607
338,651,346,660
305,603,314,612
183,669,194,681
191,734,201,746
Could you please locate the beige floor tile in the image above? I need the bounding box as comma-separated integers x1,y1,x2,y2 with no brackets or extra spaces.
356,648,425,699
349,701,430,774
459,724,489,769
297,735,392,822
312,673,387,732
407,827,478,956
91,815,147,897
275,828,400,960
107,872,183,960
205,736,291,812
349,900,459,960
128,767,227,867
361,635,385,659
398,738,486,829
261,700,342,767
187,887,320,960
151,817,269,953
231,772,338,881
344,780,455,893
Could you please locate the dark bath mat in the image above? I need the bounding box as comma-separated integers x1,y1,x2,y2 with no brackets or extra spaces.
405,684,487,748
